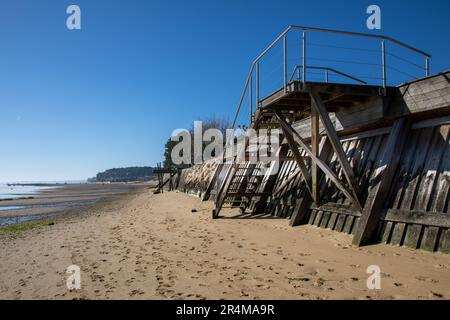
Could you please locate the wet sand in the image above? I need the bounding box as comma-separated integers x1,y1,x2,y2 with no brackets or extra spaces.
0,189,449,300
0,183,150,224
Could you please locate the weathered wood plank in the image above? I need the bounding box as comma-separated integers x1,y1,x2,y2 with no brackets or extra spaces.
383,209,450,228
353,119,409,245
335,214,347,232
389,129,420,210
314,211,324,227
390,223,406,246
420,226,440,252
430,129,450,213
353,119,409,246
343,216,355,234
289,189,312,227
415,125,450,211
438,229,450,254
320,212,331,228
404,224,423,249
401,127,435,210
327,213,338,230
311,108,320,203
381,221,394,244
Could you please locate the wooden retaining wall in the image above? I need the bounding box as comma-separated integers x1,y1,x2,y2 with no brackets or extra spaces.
176,71,450,253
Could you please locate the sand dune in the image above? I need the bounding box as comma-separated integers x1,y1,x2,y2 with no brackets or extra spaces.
0,189,448,300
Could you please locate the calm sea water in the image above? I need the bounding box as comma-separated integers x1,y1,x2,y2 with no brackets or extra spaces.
0,184,59,200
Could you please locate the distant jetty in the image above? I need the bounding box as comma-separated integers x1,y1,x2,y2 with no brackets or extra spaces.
6,183,64,187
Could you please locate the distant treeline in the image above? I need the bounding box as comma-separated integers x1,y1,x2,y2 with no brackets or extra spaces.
92,167,155,183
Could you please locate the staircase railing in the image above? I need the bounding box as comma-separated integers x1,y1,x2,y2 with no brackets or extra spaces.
231,25,432,129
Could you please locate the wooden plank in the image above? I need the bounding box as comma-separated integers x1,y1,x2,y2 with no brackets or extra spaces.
390,223,406,246
383,209,450,228
401,127,435,210
314,211,324,227
389,129,420,210
289,189,312,227
412,115,450,130
430,128,450,213
320,212,331,228
202,163,222,201
275,112,359,207
335,214,347,232
340,126,392,143
359,135,384,193
311,107,320,203
343,216,355,234
420,226,440,252
310,91,363,211
404,224,423,249
381,221,394,244
353,119,409,246
327,213,338,230
308,210,317,225
438,229,450,254
351,217,360,235
415,125,450,211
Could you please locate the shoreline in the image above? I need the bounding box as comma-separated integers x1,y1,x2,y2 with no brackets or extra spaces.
0,182,151,226
0,189,448,300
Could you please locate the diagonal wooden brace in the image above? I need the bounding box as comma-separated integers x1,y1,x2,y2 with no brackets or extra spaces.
275,112,360,209
310,91,363,211
275,113,314,202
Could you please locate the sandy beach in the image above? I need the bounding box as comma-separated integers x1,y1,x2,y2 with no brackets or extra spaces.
0,188,448,300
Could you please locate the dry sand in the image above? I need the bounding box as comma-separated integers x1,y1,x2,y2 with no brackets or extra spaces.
0,189,449,300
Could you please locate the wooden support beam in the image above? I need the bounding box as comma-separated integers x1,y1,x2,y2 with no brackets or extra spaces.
311,107,320,203
275,112,359,207
213,164,236,218
202,163,223,201
275,113,314,200
310,91,363,211
289,137,332,226
353,118,409,246
289,189,312,227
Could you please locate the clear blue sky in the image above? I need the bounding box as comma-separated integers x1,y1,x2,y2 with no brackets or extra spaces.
0,0,449,182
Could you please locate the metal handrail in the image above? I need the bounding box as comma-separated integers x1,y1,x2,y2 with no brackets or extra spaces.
289,65,367,84
231,25,432,129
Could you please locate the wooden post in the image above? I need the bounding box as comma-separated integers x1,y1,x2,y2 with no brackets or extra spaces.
202,163,223,201
353,119,409,246
289,189,312,226
310,91,363,211
311,107,320,204
289,137,332,227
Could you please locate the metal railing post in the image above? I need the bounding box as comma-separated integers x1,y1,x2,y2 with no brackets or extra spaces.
325,71,329,83
426,58,430,77
249,73,253,124
283,36,287,93
256,62,260,108
302,32,306,84
381,40,387,94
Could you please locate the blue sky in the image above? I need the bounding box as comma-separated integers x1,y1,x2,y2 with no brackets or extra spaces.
0,0,449,182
